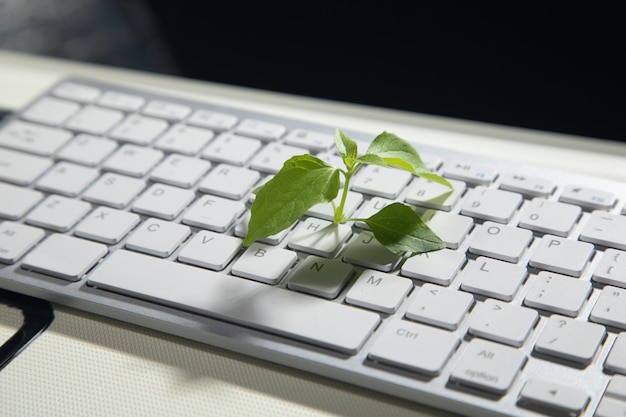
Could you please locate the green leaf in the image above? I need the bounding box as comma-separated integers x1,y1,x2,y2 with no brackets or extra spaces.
362,202,445,254
360,131,452,188
244,154,340,245
334,129,358,170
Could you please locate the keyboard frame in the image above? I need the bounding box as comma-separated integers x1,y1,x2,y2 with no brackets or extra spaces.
2,77,626,417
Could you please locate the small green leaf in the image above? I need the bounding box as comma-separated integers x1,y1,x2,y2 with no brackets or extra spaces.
334,129,359,170
362,202,445,254
360,131,452,188
244,154,340,245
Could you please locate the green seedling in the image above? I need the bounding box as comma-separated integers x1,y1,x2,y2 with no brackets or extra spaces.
244,129,452,255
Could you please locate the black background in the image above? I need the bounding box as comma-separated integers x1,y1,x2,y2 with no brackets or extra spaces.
1,1,623,142
141,2,624,142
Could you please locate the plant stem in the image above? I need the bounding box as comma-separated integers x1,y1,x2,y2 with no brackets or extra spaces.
334,166,357,224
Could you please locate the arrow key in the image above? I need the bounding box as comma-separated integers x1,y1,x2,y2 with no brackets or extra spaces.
519,378,589,415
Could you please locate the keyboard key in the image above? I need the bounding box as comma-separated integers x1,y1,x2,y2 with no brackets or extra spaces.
0,221,45,264
316,152,344,170
590,286,626,330
74,206,140,244
559,184,616,210
82,173,146,208
518,198,581,237
518,378,589,415
593,249,626,288
405,283,473,330
368,318,459,376
401,249,465,286
287,255,354,299
288,217,352,258
0,182,43,220
150,154,211,188
125,218,190,257
96,90,145,111
178,231,242,271
56,134,118,167
22,233,107,281
460,186,522,223
351,165,413,199
235,118,286,141
35,162,99,197
141,100,191,121
0,148,53,186
579,211,626,251
499,173,555,197
596,396,626,417
249,143,308,174
132,183,195,220
284,128,334,151
341,231,403,272
21,96,80,126
468,222,533,263
601,375,626,401
0,120,73,156
524,271,591,317
534,315,605,365
443,160,498,186
231,242,297,284
187,109,237,131
353,196,395,229
182,194,245,232
65,105,124,135
25,194,91,232
306,190,363,221
468,299,538,347
88,249,380,354
460,257,527,301
450,338,526,394
154,123,214,155
405,177,466,211
52,82,100,102
102,144,163,177
345,269,413,314
422,210,473,249
234,211,292,245
605,333,626,374
108,114,168,145
201,132,262,166
198,163,260,199
416,152,442,171
529,235,594,276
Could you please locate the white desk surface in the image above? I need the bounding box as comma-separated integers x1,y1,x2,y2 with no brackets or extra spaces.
0,50,624,417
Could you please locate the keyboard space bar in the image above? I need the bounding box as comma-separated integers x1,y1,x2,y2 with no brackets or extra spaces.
88,250,381,354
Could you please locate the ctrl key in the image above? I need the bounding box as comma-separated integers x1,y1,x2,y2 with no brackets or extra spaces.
368,318,459,376
450,339,526,395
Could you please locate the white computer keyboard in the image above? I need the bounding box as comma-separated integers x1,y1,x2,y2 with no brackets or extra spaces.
1,78,625,417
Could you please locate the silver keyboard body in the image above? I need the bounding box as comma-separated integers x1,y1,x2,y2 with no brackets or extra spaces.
1,78,626,417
